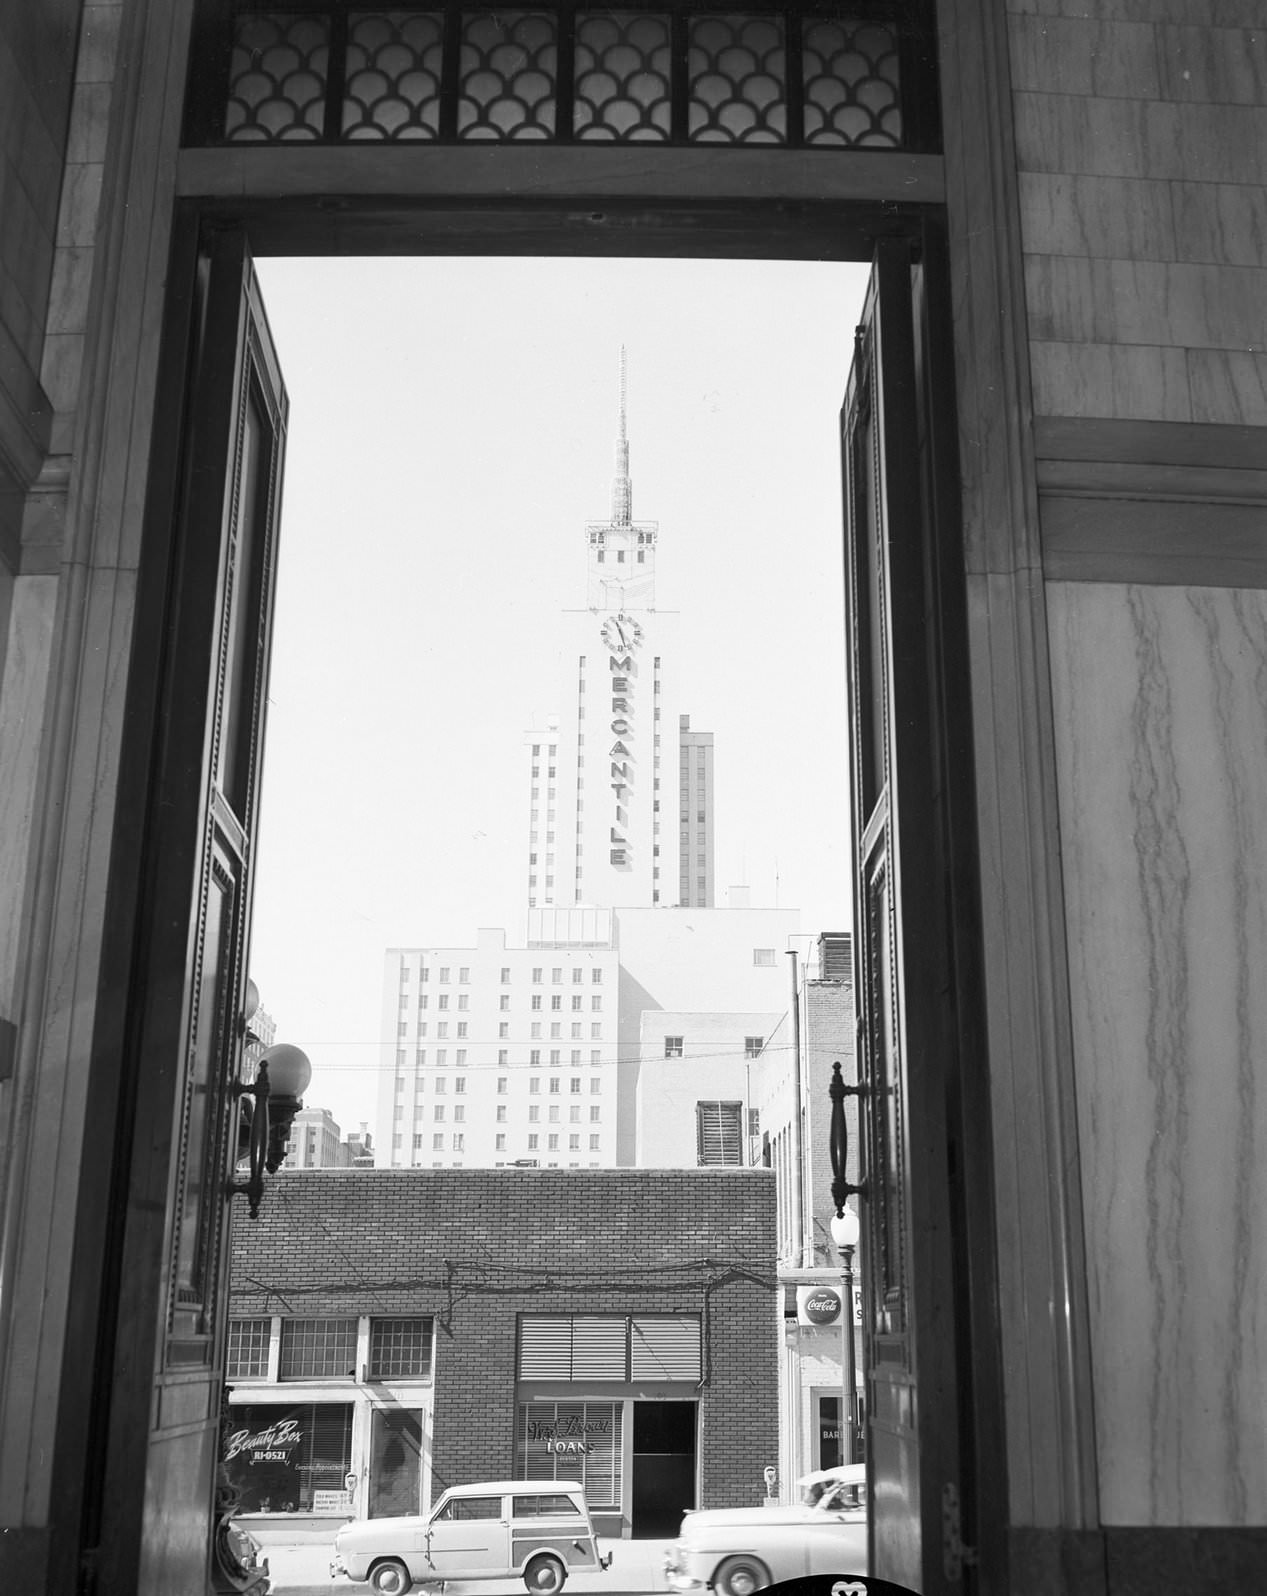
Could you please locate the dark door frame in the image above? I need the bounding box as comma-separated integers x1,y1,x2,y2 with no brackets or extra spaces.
62,166,1007,1593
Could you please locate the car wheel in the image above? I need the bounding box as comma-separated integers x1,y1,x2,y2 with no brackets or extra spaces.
523,1553,568,1594
712,1556,772,1596
370,1558,414,1595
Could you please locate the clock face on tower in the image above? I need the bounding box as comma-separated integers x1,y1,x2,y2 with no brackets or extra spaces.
601,613,644,653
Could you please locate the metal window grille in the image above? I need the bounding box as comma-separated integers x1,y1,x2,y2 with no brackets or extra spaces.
227,1316,271,1378
369,1317,434,1378
189,2,933,152
278,1317,358,1379
696,1100,744,1165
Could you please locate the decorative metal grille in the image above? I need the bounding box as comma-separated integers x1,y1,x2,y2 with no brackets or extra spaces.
689,15,787,144
193,3,930,151
802,16,901,145
224,14,331,141
344,12,445,139
574,12,672,142
457,11,557,139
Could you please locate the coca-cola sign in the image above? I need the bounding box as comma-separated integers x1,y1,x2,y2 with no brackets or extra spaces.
797,1285,843,1325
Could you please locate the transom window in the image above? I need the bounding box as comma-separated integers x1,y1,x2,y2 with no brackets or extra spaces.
226,1316,271,1378
195,3,927,153
279,1317,357,1379
369,1316,434,1380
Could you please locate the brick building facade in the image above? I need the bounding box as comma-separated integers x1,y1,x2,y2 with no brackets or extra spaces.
227,1168,778,1537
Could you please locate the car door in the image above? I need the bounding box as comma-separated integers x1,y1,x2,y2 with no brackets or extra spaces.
804,1487,868,1576
423,1493,511,1577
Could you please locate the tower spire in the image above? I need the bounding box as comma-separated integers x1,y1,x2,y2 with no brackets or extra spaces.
612,345,632,527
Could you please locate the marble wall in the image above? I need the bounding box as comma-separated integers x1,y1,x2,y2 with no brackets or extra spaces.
1007,0,1267,426
1047,580,1267,1525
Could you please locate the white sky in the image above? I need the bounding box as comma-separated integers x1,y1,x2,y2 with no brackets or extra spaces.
249,255,869,1135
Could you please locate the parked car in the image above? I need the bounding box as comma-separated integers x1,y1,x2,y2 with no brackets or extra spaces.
331,1479,612,1595
664,1465,866,1596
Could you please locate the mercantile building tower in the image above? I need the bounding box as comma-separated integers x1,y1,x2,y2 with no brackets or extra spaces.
377,354,796,1170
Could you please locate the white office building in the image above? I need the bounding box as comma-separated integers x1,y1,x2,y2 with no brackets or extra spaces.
378,930,620,1169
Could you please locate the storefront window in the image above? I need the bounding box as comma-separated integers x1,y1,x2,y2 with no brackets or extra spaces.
516,1401,622,1510
223,1402,354,1512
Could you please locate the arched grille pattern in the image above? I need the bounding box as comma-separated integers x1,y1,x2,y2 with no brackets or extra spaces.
192,2,935,151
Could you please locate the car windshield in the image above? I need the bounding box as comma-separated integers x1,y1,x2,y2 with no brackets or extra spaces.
800,1475,866,1511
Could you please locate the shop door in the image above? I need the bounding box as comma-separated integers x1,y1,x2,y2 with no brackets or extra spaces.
369,1408,426,1518
83,227,290,1594
631,1401,696,1537
842,236,977,1593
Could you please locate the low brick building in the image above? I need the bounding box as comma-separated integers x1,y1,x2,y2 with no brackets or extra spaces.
225,1167,777,1538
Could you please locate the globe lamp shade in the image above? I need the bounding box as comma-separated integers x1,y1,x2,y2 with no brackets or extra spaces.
261,1043,312,1101
830,1208,861,1251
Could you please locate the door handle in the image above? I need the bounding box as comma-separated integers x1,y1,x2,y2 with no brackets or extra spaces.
829,1061,868,1206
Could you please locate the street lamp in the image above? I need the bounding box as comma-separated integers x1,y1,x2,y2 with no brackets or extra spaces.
229,982,312,1218
830,1206,860,1466
828,1059,866,1471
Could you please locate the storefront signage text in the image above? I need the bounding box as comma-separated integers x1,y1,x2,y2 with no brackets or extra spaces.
608,654,633,867
224,1417,303,1464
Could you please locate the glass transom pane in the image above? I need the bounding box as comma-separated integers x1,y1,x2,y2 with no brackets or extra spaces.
369,1316,434,1378
227,1316,271,1378
278,1316,358,1379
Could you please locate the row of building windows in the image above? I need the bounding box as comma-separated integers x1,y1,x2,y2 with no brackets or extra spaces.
228,1315,433,1382
391,1131,603,1154
396,1020,605,1051
396,1074,604,1095
400,965,605,987
399,992,603,1017
663,1036,764,1059
395,1104,602,1124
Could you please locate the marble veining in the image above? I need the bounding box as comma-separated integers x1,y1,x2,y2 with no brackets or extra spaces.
1188,349,1267,428
0,576,57,1014
1047,581,1267,1525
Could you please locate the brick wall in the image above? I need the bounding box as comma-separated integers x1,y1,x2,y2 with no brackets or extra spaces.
230,1167,778,1509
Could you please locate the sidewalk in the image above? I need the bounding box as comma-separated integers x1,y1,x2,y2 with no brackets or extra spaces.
262,1537,674,1596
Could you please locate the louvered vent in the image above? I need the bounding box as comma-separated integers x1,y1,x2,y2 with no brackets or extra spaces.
519,1316,573,1379
630,1316,702,1381
696,1100,743,1165
818,932,853,983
